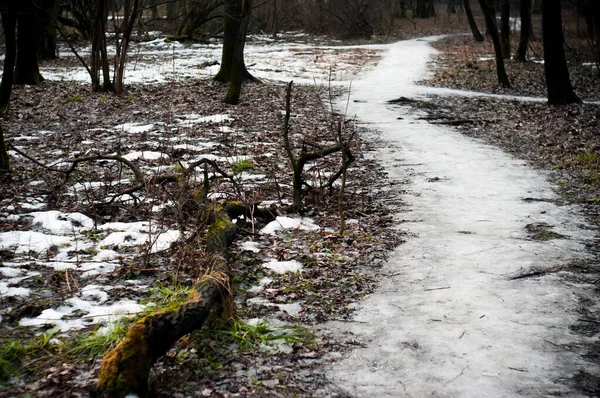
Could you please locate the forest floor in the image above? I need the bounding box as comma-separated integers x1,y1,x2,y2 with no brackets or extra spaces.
1,29,599,397
0,37,399,397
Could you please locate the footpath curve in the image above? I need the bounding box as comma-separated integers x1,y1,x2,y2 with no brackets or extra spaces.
325,37,599,397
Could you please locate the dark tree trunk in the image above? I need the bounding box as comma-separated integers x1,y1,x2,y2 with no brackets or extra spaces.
0,10,14,172
15,8,47,85
39,0,59,60
448,0,458,13
484,0,496,36
225,0,253,105
114,0,140,94
479,0,511,87
500,0,511,58
0,121,9,172
167,0,179,19
514,0,531,61
215,0,254,83
542,0,580,104
0,12,17,113
415,0,435,18
464,0,484,41
91,0,113,92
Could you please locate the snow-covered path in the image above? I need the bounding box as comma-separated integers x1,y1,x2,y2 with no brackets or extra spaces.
326,38,599,396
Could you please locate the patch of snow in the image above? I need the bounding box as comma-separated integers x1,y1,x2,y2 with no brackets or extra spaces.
19,286,144,332
262,259,303,274
0,282,31,297
97,221,180,253
240,240,261,253
26,210,94,234
260,216,320,235
122,151,168,161
248,277,273,293
114,122,157,133
0,230,72,254
93,249,120,261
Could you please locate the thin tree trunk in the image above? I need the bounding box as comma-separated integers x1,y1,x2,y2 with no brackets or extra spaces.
91,0,113,92
114,0,140,94
0,12,17,113
541,0,580,104
0,122,9,172
464,0,484,41
500,0,511,58
514,0,531,61
479,0,511,87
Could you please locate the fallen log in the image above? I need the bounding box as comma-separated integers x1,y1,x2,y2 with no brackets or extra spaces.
96,205,236,398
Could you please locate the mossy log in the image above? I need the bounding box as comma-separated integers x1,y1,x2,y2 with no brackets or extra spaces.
96,206,236,398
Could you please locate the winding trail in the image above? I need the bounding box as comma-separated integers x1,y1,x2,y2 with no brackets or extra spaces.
326,37,599,397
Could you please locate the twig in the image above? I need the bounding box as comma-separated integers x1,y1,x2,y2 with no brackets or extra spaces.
424,286,451,291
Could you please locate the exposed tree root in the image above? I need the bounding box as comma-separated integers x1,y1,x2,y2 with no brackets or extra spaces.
95,205,236,398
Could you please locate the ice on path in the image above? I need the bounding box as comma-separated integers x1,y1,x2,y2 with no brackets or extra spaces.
325,37,598,397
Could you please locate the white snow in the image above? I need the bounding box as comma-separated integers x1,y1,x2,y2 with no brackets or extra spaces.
262,259,303,274
0,230,72,253
114,122,157,133
240,240,261,253
122,151,168,161
260,216,320,235
19,283,144,332
26,210,94,234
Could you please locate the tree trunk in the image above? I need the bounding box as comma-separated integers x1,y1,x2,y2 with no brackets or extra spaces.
541,0,580,104
40,0,59,60
479,0,511,87
215,0,254,83
15,9,46,84
500,0,511,58
97,205,236,398
464,0,484,41
415,0,435,18
514,0,531,61
484,0,496,36
167,0,179,19
0,122,9,173
0,12,17,113
225,0,253,104
91,0,113,92
114,0,140,94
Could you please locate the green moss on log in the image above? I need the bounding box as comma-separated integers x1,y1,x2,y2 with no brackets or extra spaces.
96,204,237,397
96,323,152,397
